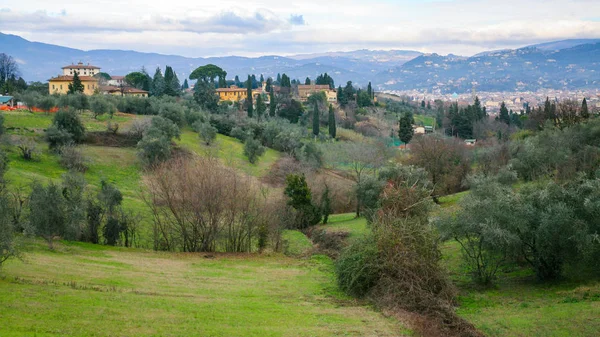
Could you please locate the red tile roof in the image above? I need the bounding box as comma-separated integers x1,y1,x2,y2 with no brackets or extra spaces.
100,85,148,94
62,63,100,69
110,76,125,80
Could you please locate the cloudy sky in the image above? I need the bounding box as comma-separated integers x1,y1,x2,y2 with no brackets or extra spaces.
1,0,599,57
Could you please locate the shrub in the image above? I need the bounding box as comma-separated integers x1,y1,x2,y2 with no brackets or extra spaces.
28,181,67,249
106,121,119,134
149,116,180,140
59,146,89,172
0,113,4,136
196,122,217,145
90,96,115,119
11,136,39,161
185,109,206,126
244,138,265,164
230,126,249,142
0,190,17,268
159,102,186,127
128,117,152,140
137,133,172,167
45,125,74,150
336,234,380,297
52,109,86,143
284,174,321,229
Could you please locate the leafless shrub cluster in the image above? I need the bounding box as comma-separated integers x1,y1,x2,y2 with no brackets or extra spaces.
144,156,276,253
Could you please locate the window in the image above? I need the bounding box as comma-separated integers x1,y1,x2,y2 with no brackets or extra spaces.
52,84,55,89
60,85,63,90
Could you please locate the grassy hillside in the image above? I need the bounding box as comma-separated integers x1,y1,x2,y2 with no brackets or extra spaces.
1,110,283,247
0,240,410,337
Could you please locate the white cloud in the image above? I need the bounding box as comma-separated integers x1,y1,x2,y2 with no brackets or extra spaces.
2,0,600,56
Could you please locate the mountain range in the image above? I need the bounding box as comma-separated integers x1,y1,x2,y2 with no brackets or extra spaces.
1,32,599,93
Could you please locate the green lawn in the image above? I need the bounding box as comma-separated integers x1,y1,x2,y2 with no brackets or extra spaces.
319,213,369,240
442,241,600,337
413,114,435,127
0,241,409,337
3,110,136,133
176,130,281,178
282,230,314,256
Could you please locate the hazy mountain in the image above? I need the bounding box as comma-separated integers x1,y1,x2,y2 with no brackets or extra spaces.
378,42,600,93
0,32,417,86
2,32,600,93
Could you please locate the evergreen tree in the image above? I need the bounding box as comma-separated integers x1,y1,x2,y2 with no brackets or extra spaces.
265,78,273,93
497,102,510,125
256,94,266,121
259,74,264,85
280,74,291,88
581,98,590,120
312,102,320,137
343,81,355,102
367,82,372,99
181,79,189,90
163,66,181,96
67,72,84,94
398,112,414,148
337,85,347,105
251,74,258,89
152,67,165,96
276,73,281,85
234,75,241,87
269,89,276,117
305,77,311,85
328,104,336,139
427,101,431,110
246,75,253,118
421,100,426,108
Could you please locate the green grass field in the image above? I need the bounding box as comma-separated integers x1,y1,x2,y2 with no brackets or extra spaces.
176,129,281,178
413,114,436,127
0,241,410,337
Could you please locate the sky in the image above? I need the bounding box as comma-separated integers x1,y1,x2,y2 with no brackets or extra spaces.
1,0,600,57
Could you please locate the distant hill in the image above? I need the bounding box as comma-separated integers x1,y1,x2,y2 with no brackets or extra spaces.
378,42,600,93
0,32,420,86
2,32,600,92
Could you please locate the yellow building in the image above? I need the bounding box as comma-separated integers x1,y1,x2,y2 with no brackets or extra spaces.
216,86,263,102
62,62,101,77
297,84,337,102
48,75,99,95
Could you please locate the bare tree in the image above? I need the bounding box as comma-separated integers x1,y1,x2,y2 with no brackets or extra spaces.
324,141,389,216
409,134,471,202
0,53,20,87
143,156,265,252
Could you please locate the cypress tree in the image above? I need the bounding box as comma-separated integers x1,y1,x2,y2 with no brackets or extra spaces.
581,98,590,120
246,75,253,118
367,82,372,99
68,72,84,94
312,102,320,137
276,73,281,84
182,79,189,90
305,77,311,85
398,112,414,149
498,102,510,125
256,94,266,121
269,89,276,117
152,67,165,96
328,104,336,139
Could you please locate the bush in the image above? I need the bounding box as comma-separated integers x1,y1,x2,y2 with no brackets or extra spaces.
149,116,180,140
0,113,4,136
244,138,265,164
185,109,206,126
336,234,380,297
137,133,172,167
11,136,39,161
159,102,186,127
45,125,74,149
128,117,152,140
230,127,249,142
59,146,89,172
195,122,217,145
52,109,86,143
0,191,17,268
28,181,67,249
90,96,115,119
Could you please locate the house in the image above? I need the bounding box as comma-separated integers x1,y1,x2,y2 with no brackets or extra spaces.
100,85,149,97
464,139,477,146
62,62,101,77
0,95,14,108
296,84,336,102
48,75,99,95
216,85,264,102
107,76,126,87
413,126,426,134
